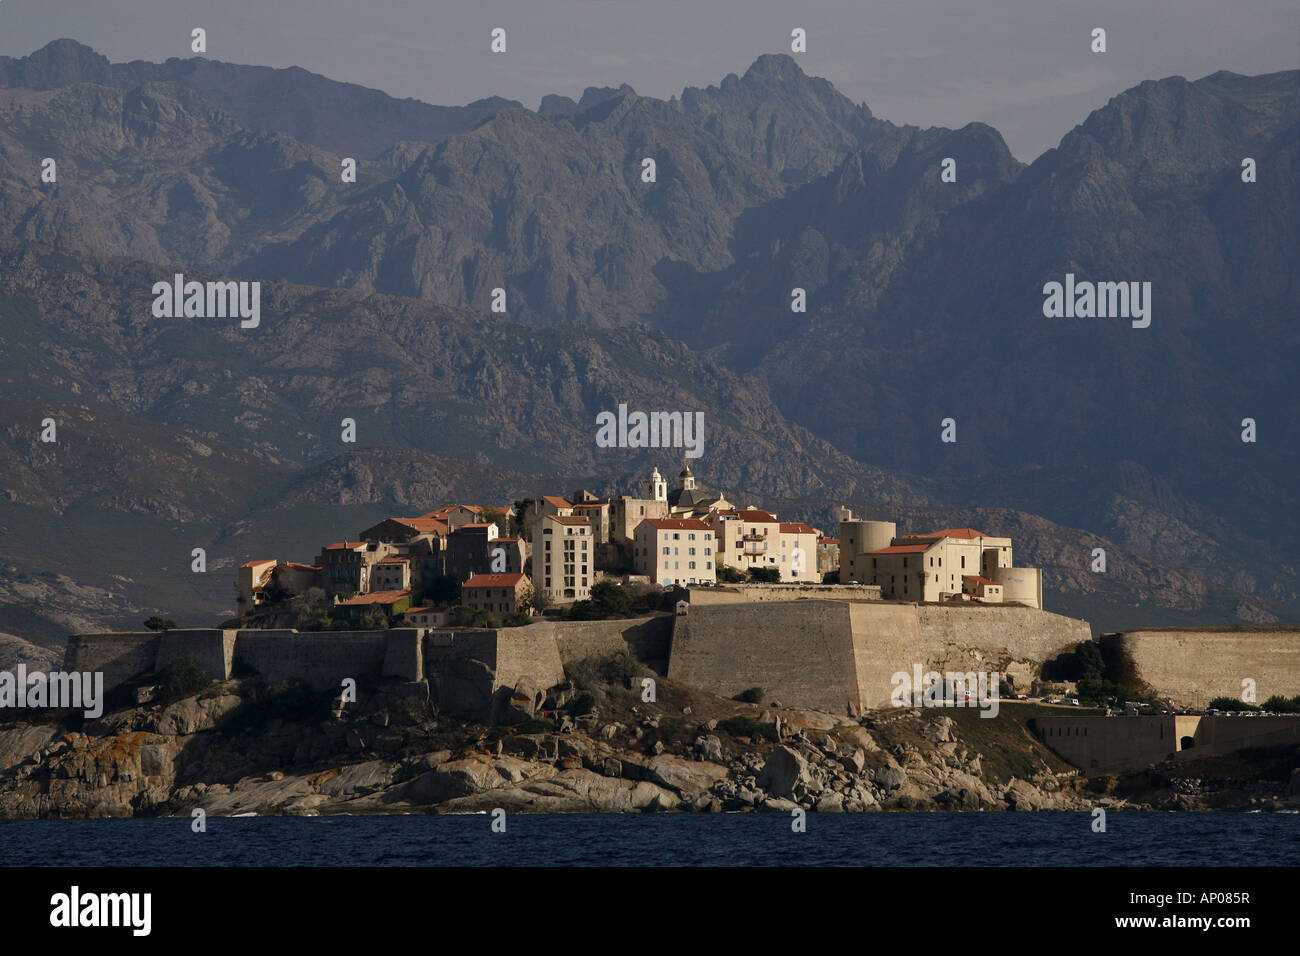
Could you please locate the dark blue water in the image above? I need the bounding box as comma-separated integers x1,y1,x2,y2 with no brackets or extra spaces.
2,812,1297,866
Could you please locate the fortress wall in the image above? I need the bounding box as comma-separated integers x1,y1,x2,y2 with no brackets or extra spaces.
688,584,880,605
546,616,672,668
1037,715,1181,772
381,629,423,682
63,633,160,691
669,601,863,714
1037,714,1300,772
917,604,1089,665
155,629,236,682
848,603,925,709
669,601,1093,713
1108,628,1300,708
233,630,391,690
423,630,501,720
492,628,565,693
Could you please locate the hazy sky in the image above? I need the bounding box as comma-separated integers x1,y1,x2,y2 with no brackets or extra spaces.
1,0,1296,161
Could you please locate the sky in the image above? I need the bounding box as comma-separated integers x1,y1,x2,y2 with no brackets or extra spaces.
1,0,1296,161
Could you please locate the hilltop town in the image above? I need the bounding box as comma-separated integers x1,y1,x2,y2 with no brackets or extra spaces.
234,464,1045,631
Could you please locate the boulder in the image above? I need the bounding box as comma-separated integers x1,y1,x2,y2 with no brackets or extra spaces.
756,745,810,799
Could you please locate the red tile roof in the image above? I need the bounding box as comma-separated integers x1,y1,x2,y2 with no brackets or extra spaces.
867,542,937,555
377,555,411,563
963,575,999,586
463,573,526,589
736,509,778,522
780,522,818,535
280,562,321,571
547,515,590,526
406,605,449,615
323,541,366,551
542,496,573,509
240,559,276,568
336,589,413,606
396,517,448,534
819,537,839,544
643,518,712,531
920,528,987,540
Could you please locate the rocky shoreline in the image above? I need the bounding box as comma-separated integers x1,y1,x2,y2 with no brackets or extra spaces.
1,668,1296,818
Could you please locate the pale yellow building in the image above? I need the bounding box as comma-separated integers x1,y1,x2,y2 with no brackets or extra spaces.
633,517,716,586
536,514,593,602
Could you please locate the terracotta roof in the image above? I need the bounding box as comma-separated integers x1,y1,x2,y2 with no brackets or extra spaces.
495,536,520,543
867,542,938,555
463,573,526,588
546,515,590,526
780,522,818,535
572,502,606,509
336,589,413,606
240,559,275,568
736,509,778,523
921,528,987,540
406,605,449,615
453,522,495,529
643,518,712,531
819,537,839,544
542,495,573,509
377,555,411,563
394,517,448,534
963,575,999,586
280,562,321,571
323,541,366,551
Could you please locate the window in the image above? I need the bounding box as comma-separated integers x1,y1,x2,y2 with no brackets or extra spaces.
961,556,966,569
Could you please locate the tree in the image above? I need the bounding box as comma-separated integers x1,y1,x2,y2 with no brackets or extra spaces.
144,616,176,631
590,579,631,617
717,566,745,583
291,587,332,630
748,567,780,583
481,507,514,538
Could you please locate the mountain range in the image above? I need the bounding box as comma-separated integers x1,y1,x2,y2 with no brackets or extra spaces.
0,39,1296,646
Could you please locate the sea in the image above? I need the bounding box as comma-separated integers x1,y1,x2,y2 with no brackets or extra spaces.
2,812,1297,867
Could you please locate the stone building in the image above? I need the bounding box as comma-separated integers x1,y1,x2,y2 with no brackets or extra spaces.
461,572,533,617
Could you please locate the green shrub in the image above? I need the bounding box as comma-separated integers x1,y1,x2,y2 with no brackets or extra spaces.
563,650,645,691
1263,695,1300,713
156,657,212,703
